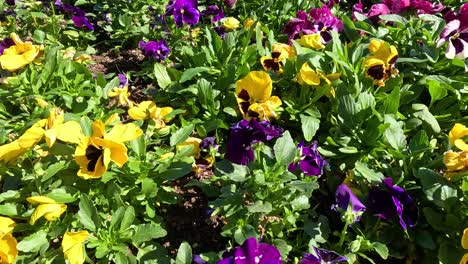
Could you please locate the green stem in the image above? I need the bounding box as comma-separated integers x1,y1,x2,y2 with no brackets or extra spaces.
337,221,349,248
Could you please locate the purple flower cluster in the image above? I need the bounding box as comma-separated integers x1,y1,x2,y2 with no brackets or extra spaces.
165,0,200,28
283,5,343,43
217,237,282,264
353,0,444,22
54,0,94,30
138,39,171,61
288,141,329,177
368,178,418,230
225,119,283,165
437,3,468,59
0,37,14,55
299,246,347,264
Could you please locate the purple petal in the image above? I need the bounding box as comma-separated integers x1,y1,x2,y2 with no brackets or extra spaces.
335,184,366,214
440,20,461,39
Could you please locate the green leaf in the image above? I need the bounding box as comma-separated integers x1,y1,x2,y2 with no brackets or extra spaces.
170,124,194,146
382,85,400,114
120,206,135,231
214,160,248,182
291,195,310,210
159,161,193,181
418,168,457,208
378,14,408,25
180,67,210,83
247,201,273,213
78,194,100,231
427,79,447,104
17,230,48,253
33,30,46,44
273,131,296,165
175,242,192,264
409,130,429,154
0,203,17,216
133,223,168,244
154,63,172,89
373,242,388,259
383,115,406,150
273,239,292,261
412,104,441,134
300,114,320,141
42,162,66,182
234,225,257,245
354,161,384,183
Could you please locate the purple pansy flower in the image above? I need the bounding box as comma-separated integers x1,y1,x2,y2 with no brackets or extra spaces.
217,237,282,264
288,141,329,177
225,119,283,165
166,0,200,27
201,5,224,23
139,39,171,61
200,136,219,152
0,37,14,55
283,6,343,44
299,246,347,264
55,1,94,30
118,73,128,87
224,0,237,9
334,184,366,224
368,178,419,230
437,3,468,59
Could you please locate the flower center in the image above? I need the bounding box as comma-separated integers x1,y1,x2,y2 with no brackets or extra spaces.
85,145,103,172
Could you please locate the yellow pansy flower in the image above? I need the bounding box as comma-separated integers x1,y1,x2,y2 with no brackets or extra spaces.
449,123,468,151
0,232,18,264
62,230,89,264
243,18,256,29
235,71,282,120
27,196,67,225
108,86,134,107
128,101,173,128
35,97,49,108
0,33,43,72
177,137,202,158
74,120,143,179
272,43,296,59
222,17,240,31
297,34,325,50
260,43,295,73
461,254,468,264
0,217,15,235
443,151,468,172
297,63,340,86
363,39,398,87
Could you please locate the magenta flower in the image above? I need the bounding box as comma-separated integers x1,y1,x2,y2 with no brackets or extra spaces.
437,3,468,59
299,247,347,264
217,237,282,264
288,141,329,177
334,184,366,224
139,39,171,61
225,119,283,165
368,178,418,230
166,0,200,27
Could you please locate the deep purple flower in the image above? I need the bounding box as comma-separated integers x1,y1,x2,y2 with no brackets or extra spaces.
334,184,366,223
368,178,418,230
217,237,282,264
288,141,328,177
201,5,224,23
55,2,94,30
200,136,218,152
214,26,226,38
225,119,283,165
166,0,200,27
139,39,171,61
193,255,208,264
299,247,347,264
0,37,14,55
6,0,15,5
224,0,237,9
118,74,128,87
437,3,468,59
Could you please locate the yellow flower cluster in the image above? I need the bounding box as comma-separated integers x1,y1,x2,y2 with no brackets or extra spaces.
444,123,468,175
0,33,43,72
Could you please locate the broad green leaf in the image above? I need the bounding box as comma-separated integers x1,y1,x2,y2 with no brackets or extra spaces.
214,160,248,182
247,201,273,213
120,206,135,231
180,67,210,83
412,104,441,134
159,161,193,181
176,242,192,264
274,131,296,165
154,63,172,89
170,124,194,146
17,230,48,253
133,223,168,244
354,161,384,183
427,79,447,104
78,194,100,231
234,225,257,245
373,242,388,259
382,85,400,114
301,114,320,141
383,115,406,150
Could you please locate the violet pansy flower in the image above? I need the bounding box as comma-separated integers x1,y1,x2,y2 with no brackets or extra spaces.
200,136,218,152
437,3,468,59
225,119,283,165
288,141,329,177
201,5,225,23
299,246,347,264
166,0,200,27
55,2,94,30
118,73,128,87
139,39,171,61
368,178,418,230
334,184,366,224
217,237,282,264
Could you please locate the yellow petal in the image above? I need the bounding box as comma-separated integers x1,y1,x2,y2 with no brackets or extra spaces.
363,57,385,69
29,203,66,225
44,128,58,148
56,121,84,145
105,113,120,125
297,34,325,50
159,106,174,122
10,33,23,45
462,228,468,249
62,231,89,264
17,121,46,149
105,123,143,143
272,43,295,59
368,39,398,65
27,196,58,204
443,151,468,172
0,141,28,163
222,17,240,30
0,217,15,234
236,71,272,102
460,253,468,264
92,120,105,138
35,98,49,108
94,138,128,167
177,137,202,158
0,233,18,264
449,123,468,151
298,63,320,86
